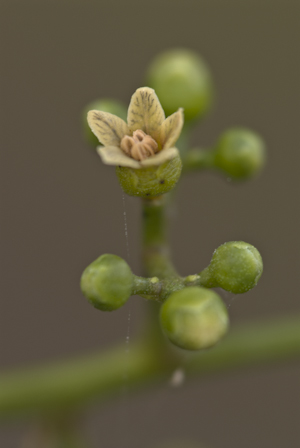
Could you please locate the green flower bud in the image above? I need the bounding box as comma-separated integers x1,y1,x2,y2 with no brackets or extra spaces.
82,99,127,146
146,49,213,122
80,254,133,311
116,155,182,198
160,287,229,351
214,128,266,179
207,241,263,294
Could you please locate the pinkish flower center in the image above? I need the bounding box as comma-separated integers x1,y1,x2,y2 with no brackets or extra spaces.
120,130,158,161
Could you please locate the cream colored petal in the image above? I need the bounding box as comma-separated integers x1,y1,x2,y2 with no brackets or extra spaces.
97,146,141,169
140,147,179,167
87,110,129,147
160,108,184,149
127,87,165,141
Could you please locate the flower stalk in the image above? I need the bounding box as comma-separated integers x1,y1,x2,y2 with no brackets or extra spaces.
142,196,178,279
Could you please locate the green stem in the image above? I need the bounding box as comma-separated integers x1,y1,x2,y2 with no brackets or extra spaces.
1,149,298,421
131,267,216,303
186,315,300,375
132,275,161,296
184,268,217,288
142,196,178,279
1,315,299,418
0,340,170,419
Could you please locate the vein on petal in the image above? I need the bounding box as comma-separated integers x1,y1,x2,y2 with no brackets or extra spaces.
127,87,165,142
88,111,129,147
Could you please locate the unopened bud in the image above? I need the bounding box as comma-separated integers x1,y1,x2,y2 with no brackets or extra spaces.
80,254,133,311
214,128,266,179
146,49,213,122
207,241,263,294
160,287,229,351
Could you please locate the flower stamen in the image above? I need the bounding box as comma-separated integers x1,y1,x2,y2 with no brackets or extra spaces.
120,130,158,161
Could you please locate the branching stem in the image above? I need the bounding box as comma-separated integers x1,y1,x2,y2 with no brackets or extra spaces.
1,169,299,420
1,315,299,418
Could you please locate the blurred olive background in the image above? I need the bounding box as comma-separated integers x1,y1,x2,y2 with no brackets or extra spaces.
1,0,300,447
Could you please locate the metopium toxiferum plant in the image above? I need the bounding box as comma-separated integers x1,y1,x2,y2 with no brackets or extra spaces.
82,49,264,350
1,49,300,448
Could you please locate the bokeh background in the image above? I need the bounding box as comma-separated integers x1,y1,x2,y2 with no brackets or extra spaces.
1,0,300,447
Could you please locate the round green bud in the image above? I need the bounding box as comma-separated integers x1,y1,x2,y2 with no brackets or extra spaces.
160,287,229,351
209,241,263,294
116,155,182,198
80,254,133,311
82,99,127,146
146,49,213,122
214,128,266,179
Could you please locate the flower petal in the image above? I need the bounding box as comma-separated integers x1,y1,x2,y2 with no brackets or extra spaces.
160,108,184,149
127,87,165,142
87,111,129,147
140,147,179,167
97,146,141,169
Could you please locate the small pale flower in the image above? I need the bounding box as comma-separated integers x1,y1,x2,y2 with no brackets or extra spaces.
87,87,184,169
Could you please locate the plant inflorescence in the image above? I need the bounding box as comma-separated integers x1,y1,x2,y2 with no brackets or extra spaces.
82,48,265,351
3,48,300,448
